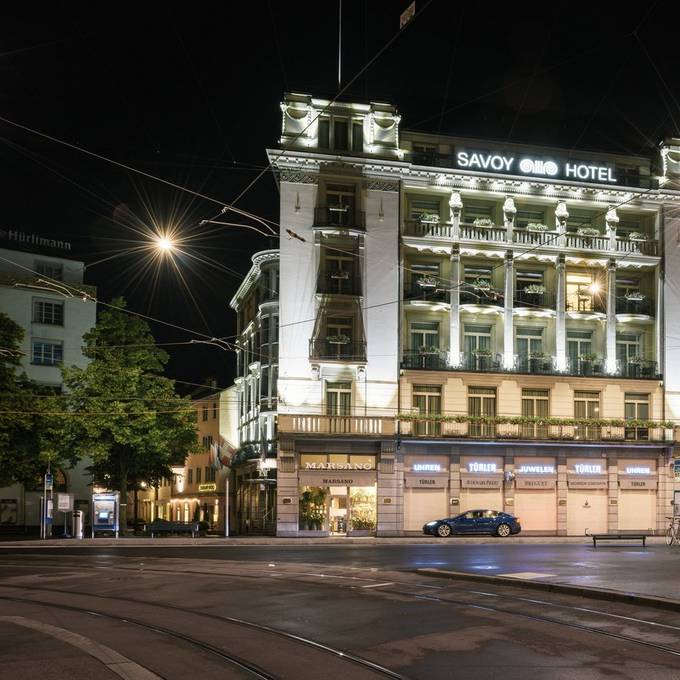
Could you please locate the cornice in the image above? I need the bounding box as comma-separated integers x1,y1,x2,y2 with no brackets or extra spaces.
229,249,280,309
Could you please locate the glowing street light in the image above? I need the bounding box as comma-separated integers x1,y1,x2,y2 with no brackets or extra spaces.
155,235,175,253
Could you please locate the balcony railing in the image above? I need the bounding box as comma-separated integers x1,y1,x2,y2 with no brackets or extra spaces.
401,349,448,370
460,288,504,306
616,298,654,316
399,417,674,443
513,229,559,247
404,282,448,303
565,296,606,314
565,233,609,250
514,289,556,309
314,207,365,230
404,220,454,238
460,223,506,242
278,414,395,436
309,339,366,362
618,359,659,378
458,352,503,372
515,355,556,374
615,238,658,256
566,356,606,376
317,272,362,296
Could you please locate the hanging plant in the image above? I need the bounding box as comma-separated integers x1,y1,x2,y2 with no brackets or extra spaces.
579,353,598,362
625,291,645,302
526,223,548,232
417,276,438,288
472,348,492,357
524,284,545,294
327,334,350,345
472,277,491,290
419,213,440,223
577,227,600,237
419,346,440,355
330,271,350,280
628,355,644,365
473,218,494,228
529,351,547,359
628,232,647,241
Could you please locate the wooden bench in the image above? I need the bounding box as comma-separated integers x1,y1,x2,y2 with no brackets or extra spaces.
589,532,649,548
144,520,200,538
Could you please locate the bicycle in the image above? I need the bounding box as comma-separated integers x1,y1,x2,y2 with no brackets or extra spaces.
666,516,680,545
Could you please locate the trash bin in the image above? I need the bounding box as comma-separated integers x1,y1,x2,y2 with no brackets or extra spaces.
72,510,84,539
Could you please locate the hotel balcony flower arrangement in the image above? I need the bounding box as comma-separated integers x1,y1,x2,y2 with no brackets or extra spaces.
526,223,548,232
471,277,491,291
417,275,438,288
625,291,645,302
628,232,647,241
472,347,492,357
524,283,545,295
327,333,350,345
418,213,440,224
579,353,598,362
576,227,600,237
473,217,494,228
419,345,441,355
627,355,644,365
330,270,350,280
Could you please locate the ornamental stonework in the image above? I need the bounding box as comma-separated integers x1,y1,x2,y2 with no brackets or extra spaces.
280,169,318,184
366,179,399,192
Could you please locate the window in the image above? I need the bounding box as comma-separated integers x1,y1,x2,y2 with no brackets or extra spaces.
196,467,202,484
468,387,496,437
212,402,218,419
260,316,270,345
33,300,64,325
463,203,494,225
412,143,438,164
567,211,597,233
261,366,269,400
205,467,216,482
409,262,440,290
410,321,439,350
202,405,208,421
463,266,493,298
318,117,363,152
515,209,546,230
409,198,441,221
326,382,352,417
32,341,63,366
325,183,356,226
516,327,544,370
566,271,602,312
352,121,363,152
323,254,356,294
326,317,353,357
318,119,330,148
188,469,193,484
567,329,594,373
272,316,279,344
333,119,348,150
463,324,492,370
616,218,644,239
617,332,641,373
35,261,63,281
413,384,442,435
522,388,549,438
574,390,600,439
625,392,649,440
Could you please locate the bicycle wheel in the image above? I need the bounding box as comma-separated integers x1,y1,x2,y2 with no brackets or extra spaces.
667,526,675,546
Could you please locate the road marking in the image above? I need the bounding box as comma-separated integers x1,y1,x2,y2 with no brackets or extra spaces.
360,582,394,589
497,572,556,580
0,616,162,680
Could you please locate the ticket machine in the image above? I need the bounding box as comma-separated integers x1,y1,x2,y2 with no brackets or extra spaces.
91,492,120,537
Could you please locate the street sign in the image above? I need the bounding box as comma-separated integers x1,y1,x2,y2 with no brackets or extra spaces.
57,493,74,512
45,473,53,490
46,499,53,524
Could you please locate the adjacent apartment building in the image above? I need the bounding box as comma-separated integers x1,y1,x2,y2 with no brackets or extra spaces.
264,92,680,537
0,243,96,530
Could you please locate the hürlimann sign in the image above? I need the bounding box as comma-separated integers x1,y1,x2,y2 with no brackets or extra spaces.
0,229,72,251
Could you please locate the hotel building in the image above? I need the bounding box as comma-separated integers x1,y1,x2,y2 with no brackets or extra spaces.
256,93,680,536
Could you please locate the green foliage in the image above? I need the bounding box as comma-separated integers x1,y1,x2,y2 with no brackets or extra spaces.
0,313,69,486
61,298,198,528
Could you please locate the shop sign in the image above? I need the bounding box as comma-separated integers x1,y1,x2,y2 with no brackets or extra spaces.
455,151,617,184
412,463,443,472
461,476,502,489
573,463,604,474
619,477,657,490
303,462,374,471
404,476,449,488
299,471,376,487
466,462,498,473
567,476,608,489
515,478,556,490
198,483,217,492
517,464,555,475
623,466,651,475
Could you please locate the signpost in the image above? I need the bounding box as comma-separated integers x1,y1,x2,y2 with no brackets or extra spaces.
57,493,74,537
41,471,54,539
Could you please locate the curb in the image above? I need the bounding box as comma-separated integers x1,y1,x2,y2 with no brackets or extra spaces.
416,567,680,613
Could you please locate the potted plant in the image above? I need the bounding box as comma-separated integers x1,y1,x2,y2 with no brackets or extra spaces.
628,232,647,241
330,270,350,280
577,227,600,238
419,346,440,355
579,352,598,375
419,213,440,224
524,283,545,295
625,291,645,302
327,334,350,345
473,217,494,228
526,223,548,232
473,348,492,356
472,277,491,291
349,512,376,536
417,276,437,288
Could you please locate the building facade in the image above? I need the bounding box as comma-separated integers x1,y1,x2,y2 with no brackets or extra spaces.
267,93,680,537
0,245,97,530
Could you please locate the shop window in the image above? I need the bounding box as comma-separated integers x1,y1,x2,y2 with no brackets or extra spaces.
468,387,496,437
413,384,442,436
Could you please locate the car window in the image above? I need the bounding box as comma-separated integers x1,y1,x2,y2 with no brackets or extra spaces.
463,511,475,519
483,510,496,518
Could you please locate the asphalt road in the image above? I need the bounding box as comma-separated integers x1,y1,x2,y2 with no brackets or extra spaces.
2,545,680,678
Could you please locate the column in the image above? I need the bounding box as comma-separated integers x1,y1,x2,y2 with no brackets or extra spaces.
377,441,400,536
503,196,516,244
656,268,663,372
606,205,619,252
503,251,514,369
450,453,461,515
503,455,515,515
555,255,567,371
555,201,568,249
607,457,618,532
606,259,617,374
557,453,567,536
449,191,462,240
449,246,461,367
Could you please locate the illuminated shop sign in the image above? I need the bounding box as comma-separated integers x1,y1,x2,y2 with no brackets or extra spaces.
517,465,556,474
625,466,651,475
467,462,498,473
412,463,442,472
574,463,603,474
455,151,617,184
198,483,217,492
304,462,373,471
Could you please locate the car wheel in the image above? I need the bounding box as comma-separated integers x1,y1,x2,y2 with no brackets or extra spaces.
437,523,452,538
496,523,511,537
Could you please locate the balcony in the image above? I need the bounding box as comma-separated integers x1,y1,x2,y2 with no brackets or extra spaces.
459,223,506,243
515,355,556,374
564,232,609,250
278,414,395,436
404,282,448,304
460,288,504,307
565,296,606,314
314,207,365,230
616,298,654,317
458,352,503,372
404,219,454,239
566,356,606,377
317,271,362,296
309,339,366,362
401,348,448,370
514,289,556,309
615,238,658,256
513,229,559,247
618,359,659,378
398,416,674,443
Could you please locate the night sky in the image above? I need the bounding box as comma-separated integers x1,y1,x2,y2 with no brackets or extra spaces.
2,1,678,389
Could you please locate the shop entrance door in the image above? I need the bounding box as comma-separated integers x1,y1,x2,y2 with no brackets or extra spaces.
328,486,348,535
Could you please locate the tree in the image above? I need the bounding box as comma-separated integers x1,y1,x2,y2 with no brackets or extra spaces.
62,298,199,530
0,313,67,487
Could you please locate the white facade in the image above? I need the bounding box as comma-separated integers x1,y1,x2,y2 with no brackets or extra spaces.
0,246,96,530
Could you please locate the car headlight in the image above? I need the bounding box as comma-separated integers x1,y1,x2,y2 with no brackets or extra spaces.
426,521,438,526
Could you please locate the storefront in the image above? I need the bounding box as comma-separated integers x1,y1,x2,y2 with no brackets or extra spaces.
459,456,504,512
403,456,450,531
513,457,557,532
618,459,657,531
298,454,377,536
567,458,608,535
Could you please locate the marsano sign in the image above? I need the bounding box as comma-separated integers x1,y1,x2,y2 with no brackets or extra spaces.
304,462,374,470
456,151,617,183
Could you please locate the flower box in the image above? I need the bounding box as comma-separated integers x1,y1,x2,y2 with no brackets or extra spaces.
419,213,440,224
628,232,647,241
327,335,350,345
330,271,350,280
526,223,548,232
524,284,545,294
625,292,645,302
417,276,437,288
472,278,491,290
419,346,440,355
577,227,600,237
473,218,494,228
472,348,492,357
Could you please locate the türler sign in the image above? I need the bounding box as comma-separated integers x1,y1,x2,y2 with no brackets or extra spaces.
455,151,617,184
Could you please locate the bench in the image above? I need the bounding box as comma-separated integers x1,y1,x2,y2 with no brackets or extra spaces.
588,532,650,548
144,520,200,538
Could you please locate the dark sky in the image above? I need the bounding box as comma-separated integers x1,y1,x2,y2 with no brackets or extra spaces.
2,1,678,389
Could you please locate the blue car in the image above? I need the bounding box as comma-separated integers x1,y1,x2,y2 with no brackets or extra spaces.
423,509,521,538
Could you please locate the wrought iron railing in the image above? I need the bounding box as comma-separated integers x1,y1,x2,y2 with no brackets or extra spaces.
309,339,366,361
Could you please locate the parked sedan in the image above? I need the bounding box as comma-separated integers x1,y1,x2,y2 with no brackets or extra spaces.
423,509,521,538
